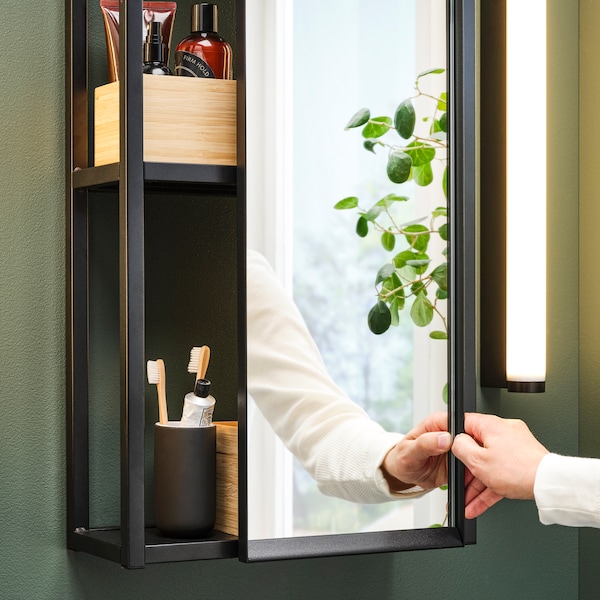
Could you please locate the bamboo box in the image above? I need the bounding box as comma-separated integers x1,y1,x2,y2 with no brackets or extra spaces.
214,421,238,536
94,76,237,166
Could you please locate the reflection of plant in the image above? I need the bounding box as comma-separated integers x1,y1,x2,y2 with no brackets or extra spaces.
334,68,448,340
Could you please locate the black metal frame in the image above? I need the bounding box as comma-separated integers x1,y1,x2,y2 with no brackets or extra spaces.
66,0,476,568
66,0,243,567
479,0,507,390
239,0,477,562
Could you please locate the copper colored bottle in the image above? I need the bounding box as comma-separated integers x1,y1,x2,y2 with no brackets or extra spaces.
174,3,233,79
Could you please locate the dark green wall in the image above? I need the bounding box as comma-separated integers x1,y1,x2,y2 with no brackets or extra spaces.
0,0,584,598
579,1,600,598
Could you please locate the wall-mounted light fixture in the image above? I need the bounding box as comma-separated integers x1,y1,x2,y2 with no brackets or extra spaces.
505,0,546,392
480,0,547,393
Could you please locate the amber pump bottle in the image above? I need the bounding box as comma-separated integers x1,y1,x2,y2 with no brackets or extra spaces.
174,3,233,79
143,21,173,75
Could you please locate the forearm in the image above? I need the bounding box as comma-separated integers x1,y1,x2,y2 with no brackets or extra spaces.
534,453,600,528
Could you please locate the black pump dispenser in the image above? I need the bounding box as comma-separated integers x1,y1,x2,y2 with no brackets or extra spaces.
143,21,172,75
144,21,165,63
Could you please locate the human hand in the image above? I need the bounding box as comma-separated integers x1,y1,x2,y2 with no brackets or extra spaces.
452,413,550,518
382,411,452,492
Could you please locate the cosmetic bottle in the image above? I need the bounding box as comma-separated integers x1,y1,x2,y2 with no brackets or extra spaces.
174,3,233,79
143,21,173,75
100,0,177,82
180,379,216,427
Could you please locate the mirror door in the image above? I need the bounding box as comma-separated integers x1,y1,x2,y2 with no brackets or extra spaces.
241,0,476,561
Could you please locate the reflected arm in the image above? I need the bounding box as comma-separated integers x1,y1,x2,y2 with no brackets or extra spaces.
247,250,430,503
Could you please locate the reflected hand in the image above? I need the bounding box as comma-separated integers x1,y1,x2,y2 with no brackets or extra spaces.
452,413,550,518
382,411,451,492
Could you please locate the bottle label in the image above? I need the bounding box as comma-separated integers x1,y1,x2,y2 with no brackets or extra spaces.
174,50,216,78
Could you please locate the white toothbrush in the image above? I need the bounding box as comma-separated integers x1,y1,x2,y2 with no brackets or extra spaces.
188,345,210,382
147,359,168,424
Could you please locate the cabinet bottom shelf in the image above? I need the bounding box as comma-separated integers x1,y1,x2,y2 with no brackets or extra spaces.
69,527,238,565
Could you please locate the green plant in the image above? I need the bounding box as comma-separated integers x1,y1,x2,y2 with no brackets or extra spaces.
334,68,448,341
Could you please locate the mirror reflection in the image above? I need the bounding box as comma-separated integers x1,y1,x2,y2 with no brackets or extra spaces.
246,0,448,540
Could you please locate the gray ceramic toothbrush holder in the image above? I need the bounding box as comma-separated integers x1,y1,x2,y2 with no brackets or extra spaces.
154,422,216,538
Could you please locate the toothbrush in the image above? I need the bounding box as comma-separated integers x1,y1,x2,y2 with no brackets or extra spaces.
188,345,210,382
147,359,168,424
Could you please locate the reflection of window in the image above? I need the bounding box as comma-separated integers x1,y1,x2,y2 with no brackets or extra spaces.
247,0,447,540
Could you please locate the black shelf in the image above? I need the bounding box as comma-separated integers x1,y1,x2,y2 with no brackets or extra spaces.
69,528,238,564
66,0,245,568
72,162,237,192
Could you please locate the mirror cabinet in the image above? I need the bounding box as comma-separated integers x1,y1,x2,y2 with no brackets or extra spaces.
66,0,476,568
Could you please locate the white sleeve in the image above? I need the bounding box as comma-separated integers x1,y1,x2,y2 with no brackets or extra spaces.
534,453,600,528
246,250,422,503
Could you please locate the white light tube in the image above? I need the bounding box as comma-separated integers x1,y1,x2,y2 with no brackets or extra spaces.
505,0,546,392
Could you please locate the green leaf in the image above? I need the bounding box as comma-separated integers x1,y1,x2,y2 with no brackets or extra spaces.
381,231,395,252
380,193,409,204
405,141,436,167
411,293,434,327
334,196,359,210
413,162,434,187
368,301,392,335
442,166,448,198
411,281,426,296
386,151,412,184
394,99,416,139
429,330,448,340
439,223,448,241
438,112,447,132
393,250,417,269
375,263,396,285
399,264,417,281
417,67,445,79
442,382,448,404
432,114,447,136
432,206,448,219
345,108,370,130
429,131,447,142
356,216,369,237
365,204,386,221
363,140,378,153
394,250,419,279
362,116,392,139
406,259,431,268
404,224,430,252
389,297,401,326
430,263,448,291
407,253,430,274
395,250,429,275
366,196,404,221
436,288,448,300
429,523,443,528
438,91,447,112
383,274,405,309
439,484,449,491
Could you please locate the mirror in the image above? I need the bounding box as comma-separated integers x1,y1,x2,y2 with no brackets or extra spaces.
241,0,476,560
